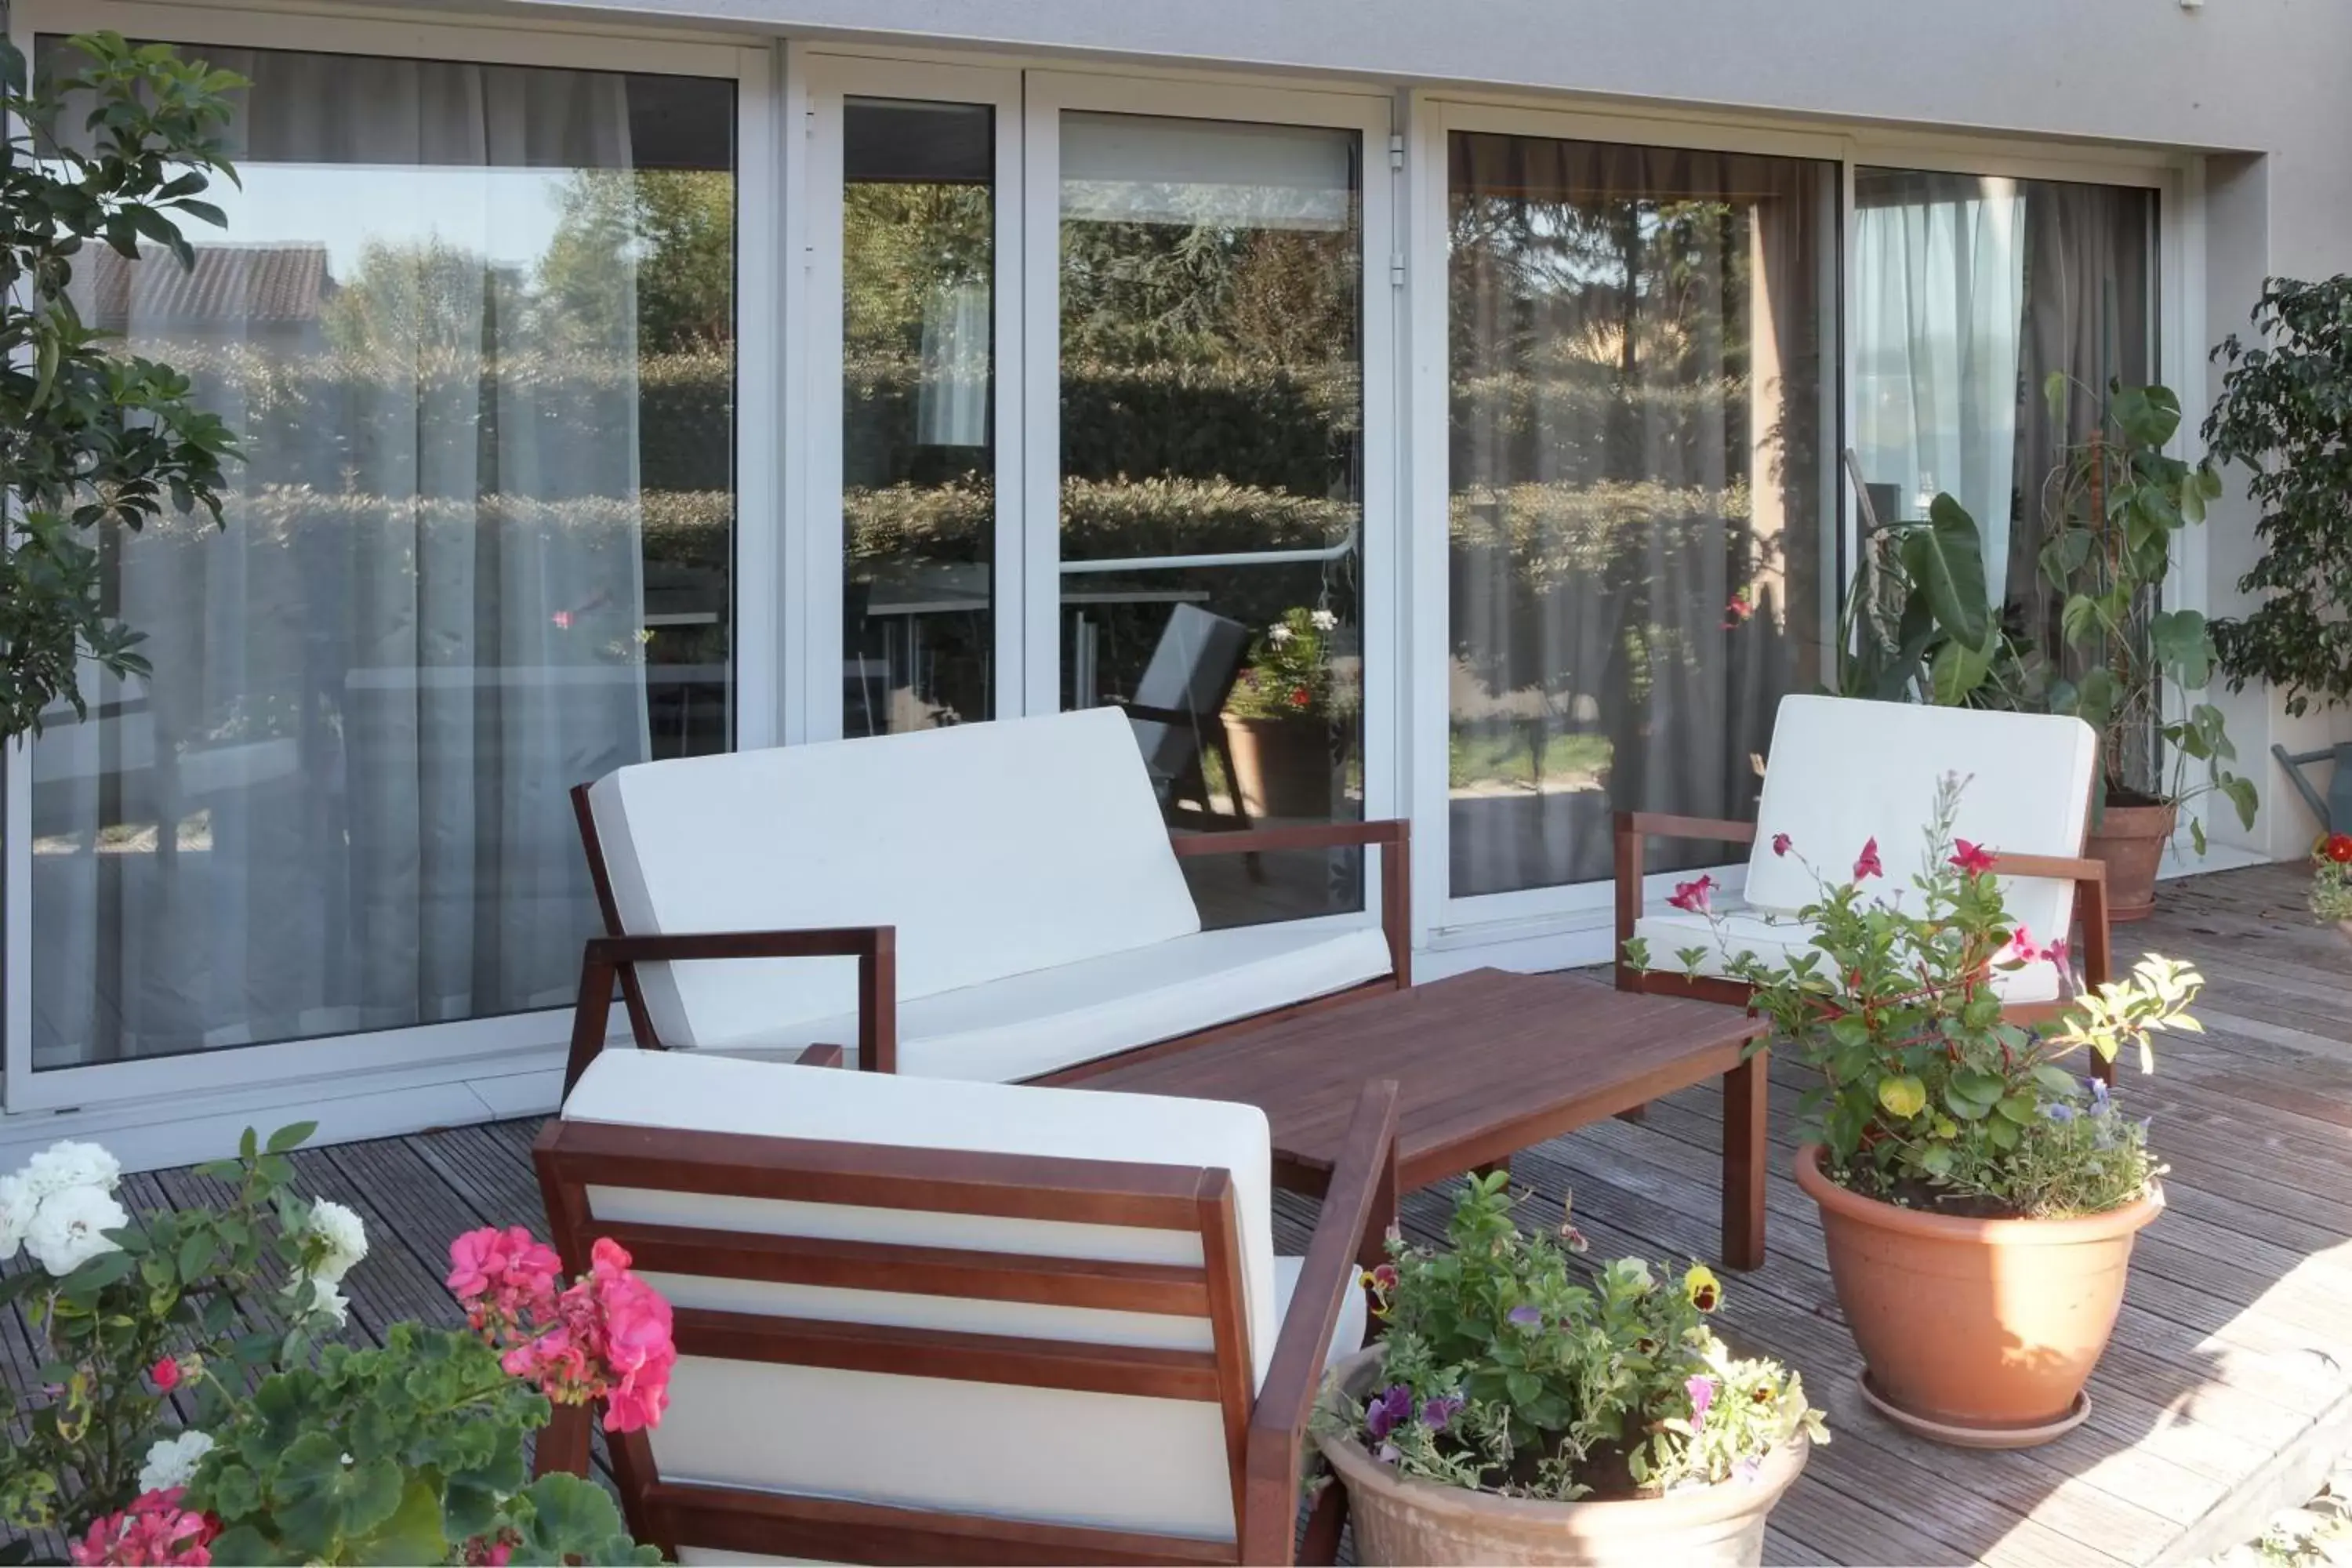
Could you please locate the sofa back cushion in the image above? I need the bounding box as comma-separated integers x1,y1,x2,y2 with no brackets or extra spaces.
585,708,1201,1047
561,1051,1276,1543
1745,696,2099,940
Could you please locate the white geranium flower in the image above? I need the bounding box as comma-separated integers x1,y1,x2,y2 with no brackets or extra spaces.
289,1273,350,1327
1309,608,1339,632
0,1173,31,1264
137,1430,215,1494
20,1140,122,1200
302,1199,368,1285
24,1185,129,1276
1266,625,1294,645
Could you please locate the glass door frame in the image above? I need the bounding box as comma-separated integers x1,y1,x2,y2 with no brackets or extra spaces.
2,0,779,1112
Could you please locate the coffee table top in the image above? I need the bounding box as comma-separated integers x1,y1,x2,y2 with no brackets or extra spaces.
1083,967,1767,1190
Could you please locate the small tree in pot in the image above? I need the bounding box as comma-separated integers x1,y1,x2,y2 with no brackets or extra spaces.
2,31,241,742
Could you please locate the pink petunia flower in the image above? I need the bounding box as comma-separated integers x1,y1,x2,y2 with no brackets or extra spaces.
1950,839,1997,875
2047,936,2071,973
1997,924,2042,966
1686,1374,1716,1430
1667,874,1716,915
1853,837,1884,882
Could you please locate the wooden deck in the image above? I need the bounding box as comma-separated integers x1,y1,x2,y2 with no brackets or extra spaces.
10,861,2352,1565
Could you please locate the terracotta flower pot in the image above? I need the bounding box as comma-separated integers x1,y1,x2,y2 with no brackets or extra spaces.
1795,1143,2161,1447
2083,798,2177,924
1315,1348,1809,1567
1221,714,1332,818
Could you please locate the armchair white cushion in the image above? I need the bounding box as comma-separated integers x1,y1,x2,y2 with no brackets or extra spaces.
583,707,1392,1080
1632,695,2096,1002
561,1050,1363,1545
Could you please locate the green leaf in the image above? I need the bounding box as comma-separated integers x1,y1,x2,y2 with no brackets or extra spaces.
2033,1064,2085,1099
2113,382,2183,449
1994,1094,2038,1125
265,1121,317,1155
1504,1370,1543,1406
1902,494,1993,652
2220,772,2259,829
1986,1115,2024,1152
348,1475,448,1567
1876,1075,1927,1120
2149,608,2214,689
1929,628,1998,706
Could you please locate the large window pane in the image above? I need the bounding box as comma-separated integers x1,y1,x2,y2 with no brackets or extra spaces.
841,98,996,735
1058,112,1365,927
1447,134,1837,898
31,44,737,1068
1852,169,2155,782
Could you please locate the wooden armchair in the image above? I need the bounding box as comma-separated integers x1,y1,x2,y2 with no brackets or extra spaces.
533,1049,1401,1566
563,708,1407,1095
1611,697,2115,1044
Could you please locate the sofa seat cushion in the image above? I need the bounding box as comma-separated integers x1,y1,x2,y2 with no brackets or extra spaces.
1273,1254,1369,1377
702,923,1395,1082
1632,903,2062,1005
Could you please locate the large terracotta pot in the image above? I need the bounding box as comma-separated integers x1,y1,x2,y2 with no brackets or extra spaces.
1316,1348,1809,1567
2083,797,2177,923
1221,715,1331,818
1795,1143,2161,1447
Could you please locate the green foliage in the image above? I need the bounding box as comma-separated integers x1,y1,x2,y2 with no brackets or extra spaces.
2205,275,2352,718
2038,378,2250,832
189,1326,655,1566
1226,605,1350,720
1321,1176,1823,1501
0,31,244,741
1837,491,2022,707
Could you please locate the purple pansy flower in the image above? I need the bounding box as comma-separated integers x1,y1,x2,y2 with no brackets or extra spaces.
1420,1394,1465,1432
2042,1101,2077,1123
1686,1374,1715,1429
1364,1384,1415,1443
1507,1304,1544,1328
2086,1076,2111,1109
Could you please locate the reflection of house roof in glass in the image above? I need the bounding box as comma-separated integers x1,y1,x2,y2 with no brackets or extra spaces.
78,243,335,328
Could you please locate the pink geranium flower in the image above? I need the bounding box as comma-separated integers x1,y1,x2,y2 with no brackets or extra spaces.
70,1489,216,1567
1667,875,1716,915
448,1226,562,1337
452,1230,676,1436
150,1356,181,1392
1853,837,1884,882
1950,839,1996,875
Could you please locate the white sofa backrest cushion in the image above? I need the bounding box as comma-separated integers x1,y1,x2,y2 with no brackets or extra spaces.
1745,695,2098,941
586,708,1202,1048
562,1051,1276,1541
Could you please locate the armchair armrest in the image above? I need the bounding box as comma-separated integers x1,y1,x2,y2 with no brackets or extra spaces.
1613,811,1759,985
1171,820,1413,988
562,927,898,1097
1982,851,2112,993
1240,1079,1399,1566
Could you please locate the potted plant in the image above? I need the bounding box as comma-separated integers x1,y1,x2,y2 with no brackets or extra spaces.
1310,1176,1825,1567
2037,379,2256,919
0,1125,671,1563
1634,775,2200,1448
2310,831,2352,947
1221,604,1346,818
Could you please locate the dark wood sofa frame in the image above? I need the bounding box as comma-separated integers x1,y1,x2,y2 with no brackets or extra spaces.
562,783,1411,1096
532,1076,1402,1566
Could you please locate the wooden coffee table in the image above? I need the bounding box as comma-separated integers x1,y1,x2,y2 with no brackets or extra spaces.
1083,967,1773,1269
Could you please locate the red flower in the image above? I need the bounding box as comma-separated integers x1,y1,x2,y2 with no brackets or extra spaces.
1667,874,1716,915
1950,839,1996,876
149,1356,181,1392
1770,832,1791,858
1997,924,2042,966
1288,685,1311,710
1853,837,1884,883
2325,834,2352,865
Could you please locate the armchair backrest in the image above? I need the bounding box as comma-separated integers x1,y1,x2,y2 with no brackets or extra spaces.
1746,695,2099,940
1126,604,1251,792
580,708,1201,1047
539,1051,1279,1560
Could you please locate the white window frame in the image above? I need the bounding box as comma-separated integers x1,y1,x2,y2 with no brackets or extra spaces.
2,0,776,1112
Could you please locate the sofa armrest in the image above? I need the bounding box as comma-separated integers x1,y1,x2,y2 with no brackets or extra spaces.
1982,851,2112,993
563,927,898,1096
1240,1079,1399,1566
1171,820,1413,989
1613,811,1759,989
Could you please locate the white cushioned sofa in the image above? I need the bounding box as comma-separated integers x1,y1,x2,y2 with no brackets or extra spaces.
564,707,1408,1091
1615,695,2112,1018
534,1049,1397,1565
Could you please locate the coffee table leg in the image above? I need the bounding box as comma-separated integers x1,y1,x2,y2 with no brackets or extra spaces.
1722,1047,1767,1271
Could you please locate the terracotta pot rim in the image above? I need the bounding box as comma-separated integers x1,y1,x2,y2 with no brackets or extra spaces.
2087,800,2180,832
1315,1348,1809,1529
1794,1142,2164,1243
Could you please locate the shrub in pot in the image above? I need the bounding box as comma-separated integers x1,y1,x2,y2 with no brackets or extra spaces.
1310,1175,1825,1567
1221,604,1349,818
1635,775,2200,1447
2309,832,2352,948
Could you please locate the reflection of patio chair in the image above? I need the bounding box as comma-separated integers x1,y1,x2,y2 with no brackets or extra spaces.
534,1049,1399,1565
1114,603,1253,833
2274,743,2351,836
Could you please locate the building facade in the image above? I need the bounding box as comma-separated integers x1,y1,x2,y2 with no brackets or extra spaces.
7,0,2348,1168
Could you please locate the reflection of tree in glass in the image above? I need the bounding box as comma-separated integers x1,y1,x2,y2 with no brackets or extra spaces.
539,169,735,353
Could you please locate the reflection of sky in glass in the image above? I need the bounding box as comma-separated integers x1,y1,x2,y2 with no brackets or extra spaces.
193,162,574,278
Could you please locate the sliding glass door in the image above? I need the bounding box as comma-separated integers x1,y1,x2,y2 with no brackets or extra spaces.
1430,113,1841,913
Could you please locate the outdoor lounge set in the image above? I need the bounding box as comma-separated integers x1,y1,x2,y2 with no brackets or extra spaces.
536,694,2115,1563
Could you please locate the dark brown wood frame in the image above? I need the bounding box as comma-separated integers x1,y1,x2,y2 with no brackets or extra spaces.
564,783,1410,1096
1609,807,2117,1080
532,1076,1401,1566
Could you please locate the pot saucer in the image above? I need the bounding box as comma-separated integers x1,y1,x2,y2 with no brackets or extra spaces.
1857,1371,2091,1450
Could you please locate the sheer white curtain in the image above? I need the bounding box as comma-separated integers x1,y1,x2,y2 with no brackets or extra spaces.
1853,174,2027,600
34,47,650,1065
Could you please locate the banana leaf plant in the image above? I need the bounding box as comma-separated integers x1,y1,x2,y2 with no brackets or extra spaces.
1836,491,2020,707
2037,378,2256,850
